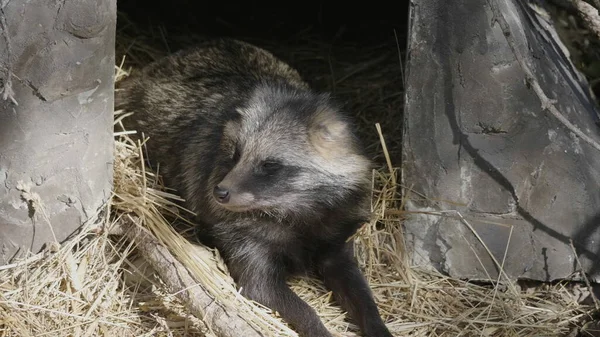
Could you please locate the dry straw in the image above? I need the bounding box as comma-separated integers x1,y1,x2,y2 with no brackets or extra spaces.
1,11,597,337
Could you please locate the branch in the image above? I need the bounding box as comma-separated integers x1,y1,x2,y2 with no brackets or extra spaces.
119,215,265,337
572,0,600,39
587,0,600,13
490,0,600,153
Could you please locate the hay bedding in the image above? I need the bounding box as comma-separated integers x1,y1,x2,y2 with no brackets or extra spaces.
1,11,598,337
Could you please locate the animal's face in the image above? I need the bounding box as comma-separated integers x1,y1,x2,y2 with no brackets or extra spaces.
211,86,371,217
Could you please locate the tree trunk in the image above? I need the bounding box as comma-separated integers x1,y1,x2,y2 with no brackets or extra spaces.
0,0,116,264
402,0,600,282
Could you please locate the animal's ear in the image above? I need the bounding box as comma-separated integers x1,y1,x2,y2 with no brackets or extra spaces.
221,119,241,153
223,119,240,139
309,107,351,157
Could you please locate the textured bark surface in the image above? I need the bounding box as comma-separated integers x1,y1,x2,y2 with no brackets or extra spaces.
120,217,267,337
0,0,115,264
402,0,600,282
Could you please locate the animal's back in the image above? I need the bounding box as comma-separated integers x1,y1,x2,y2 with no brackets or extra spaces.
116,38,308,137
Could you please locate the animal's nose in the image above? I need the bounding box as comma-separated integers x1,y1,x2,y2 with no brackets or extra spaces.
213,186,230,203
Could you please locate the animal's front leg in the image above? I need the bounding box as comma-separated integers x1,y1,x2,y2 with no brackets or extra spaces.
228,252,333,337
318,244,393,337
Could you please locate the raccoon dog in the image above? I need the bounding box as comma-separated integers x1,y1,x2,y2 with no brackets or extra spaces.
115,38,393,337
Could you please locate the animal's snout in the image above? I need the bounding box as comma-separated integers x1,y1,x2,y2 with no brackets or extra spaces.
213,185,230,203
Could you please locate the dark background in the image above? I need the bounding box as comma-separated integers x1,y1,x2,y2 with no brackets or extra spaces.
115,0,412,165
116,1,411,43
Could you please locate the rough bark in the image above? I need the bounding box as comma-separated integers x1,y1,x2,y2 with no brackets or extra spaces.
0,0,115,264
402,0,600,282
572,0,600,38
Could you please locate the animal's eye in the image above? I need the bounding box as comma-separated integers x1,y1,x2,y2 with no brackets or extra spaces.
261,160,282,173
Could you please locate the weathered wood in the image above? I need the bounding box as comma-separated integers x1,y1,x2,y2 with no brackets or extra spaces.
0,0,116,264
120,217,266,337
402,0,600,282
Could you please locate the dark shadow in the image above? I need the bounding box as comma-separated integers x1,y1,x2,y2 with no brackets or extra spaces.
572,213,600,277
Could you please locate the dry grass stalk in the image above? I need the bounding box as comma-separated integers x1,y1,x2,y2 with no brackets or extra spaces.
0,211,156,337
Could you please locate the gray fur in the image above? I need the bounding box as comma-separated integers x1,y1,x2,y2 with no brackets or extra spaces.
115,38,392,337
